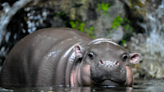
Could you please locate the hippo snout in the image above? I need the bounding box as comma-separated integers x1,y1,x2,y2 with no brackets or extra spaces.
90,64,132,86
90,60,128,86
99,60,120,67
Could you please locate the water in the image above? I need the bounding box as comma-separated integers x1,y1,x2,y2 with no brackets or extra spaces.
0,79,164,92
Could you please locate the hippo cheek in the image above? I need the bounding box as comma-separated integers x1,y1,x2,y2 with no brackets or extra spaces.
79,64,95,86
82,66,91,84
124,66,133,86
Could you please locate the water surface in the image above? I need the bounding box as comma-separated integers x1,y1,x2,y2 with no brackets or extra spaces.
0,79,164,92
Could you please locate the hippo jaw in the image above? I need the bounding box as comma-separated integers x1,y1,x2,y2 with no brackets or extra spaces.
96,80,125,86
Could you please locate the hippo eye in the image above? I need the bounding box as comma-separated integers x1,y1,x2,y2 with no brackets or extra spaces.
87,52,94,60
122,54,128,61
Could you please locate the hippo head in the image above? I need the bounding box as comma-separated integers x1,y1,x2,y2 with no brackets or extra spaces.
73,38,141,87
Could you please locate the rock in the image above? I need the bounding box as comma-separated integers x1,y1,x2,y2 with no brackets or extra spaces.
108,27,124,42
122,0,164,79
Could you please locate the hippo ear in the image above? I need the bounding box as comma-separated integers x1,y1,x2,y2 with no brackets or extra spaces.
129,53,141,64
74,44,84,58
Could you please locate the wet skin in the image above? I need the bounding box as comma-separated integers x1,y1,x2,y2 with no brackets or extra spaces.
0,28,141,87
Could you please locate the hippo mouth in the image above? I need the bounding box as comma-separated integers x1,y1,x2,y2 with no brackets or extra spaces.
94,79,126,87
99,79,125,86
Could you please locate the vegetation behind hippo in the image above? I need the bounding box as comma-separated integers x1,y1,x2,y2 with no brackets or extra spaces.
0,0,164,79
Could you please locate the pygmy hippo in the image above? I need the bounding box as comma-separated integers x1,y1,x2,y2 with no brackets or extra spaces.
0,28,141,87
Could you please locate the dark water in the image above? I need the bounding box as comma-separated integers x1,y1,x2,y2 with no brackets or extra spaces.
0,79,164,92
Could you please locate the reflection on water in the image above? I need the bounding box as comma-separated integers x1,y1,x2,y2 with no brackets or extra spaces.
0,79,164,92
0,86,132,92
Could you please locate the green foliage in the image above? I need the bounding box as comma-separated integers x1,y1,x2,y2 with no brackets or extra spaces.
69,20,95,39
124,24,133,33
124,18,130,23
56,11,95,39
57,12,66,16
98,3,111,15
121,39,126,46
78,22,85,32
69,20,85,32
69,21,77,28
111,15,133,33
111,15,123,29
110,16,134,46
88,27,95,39
57,12,60,15
123,18,133,33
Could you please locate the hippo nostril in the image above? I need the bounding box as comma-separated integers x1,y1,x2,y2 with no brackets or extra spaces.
99,60,103,64
115,61,119,65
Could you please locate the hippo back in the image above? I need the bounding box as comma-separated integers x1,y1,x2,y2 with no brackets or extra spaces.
0,28,92,87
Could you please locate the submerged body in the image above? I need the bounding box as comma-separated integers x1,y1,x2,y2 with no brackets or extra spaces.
0,28,141,87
